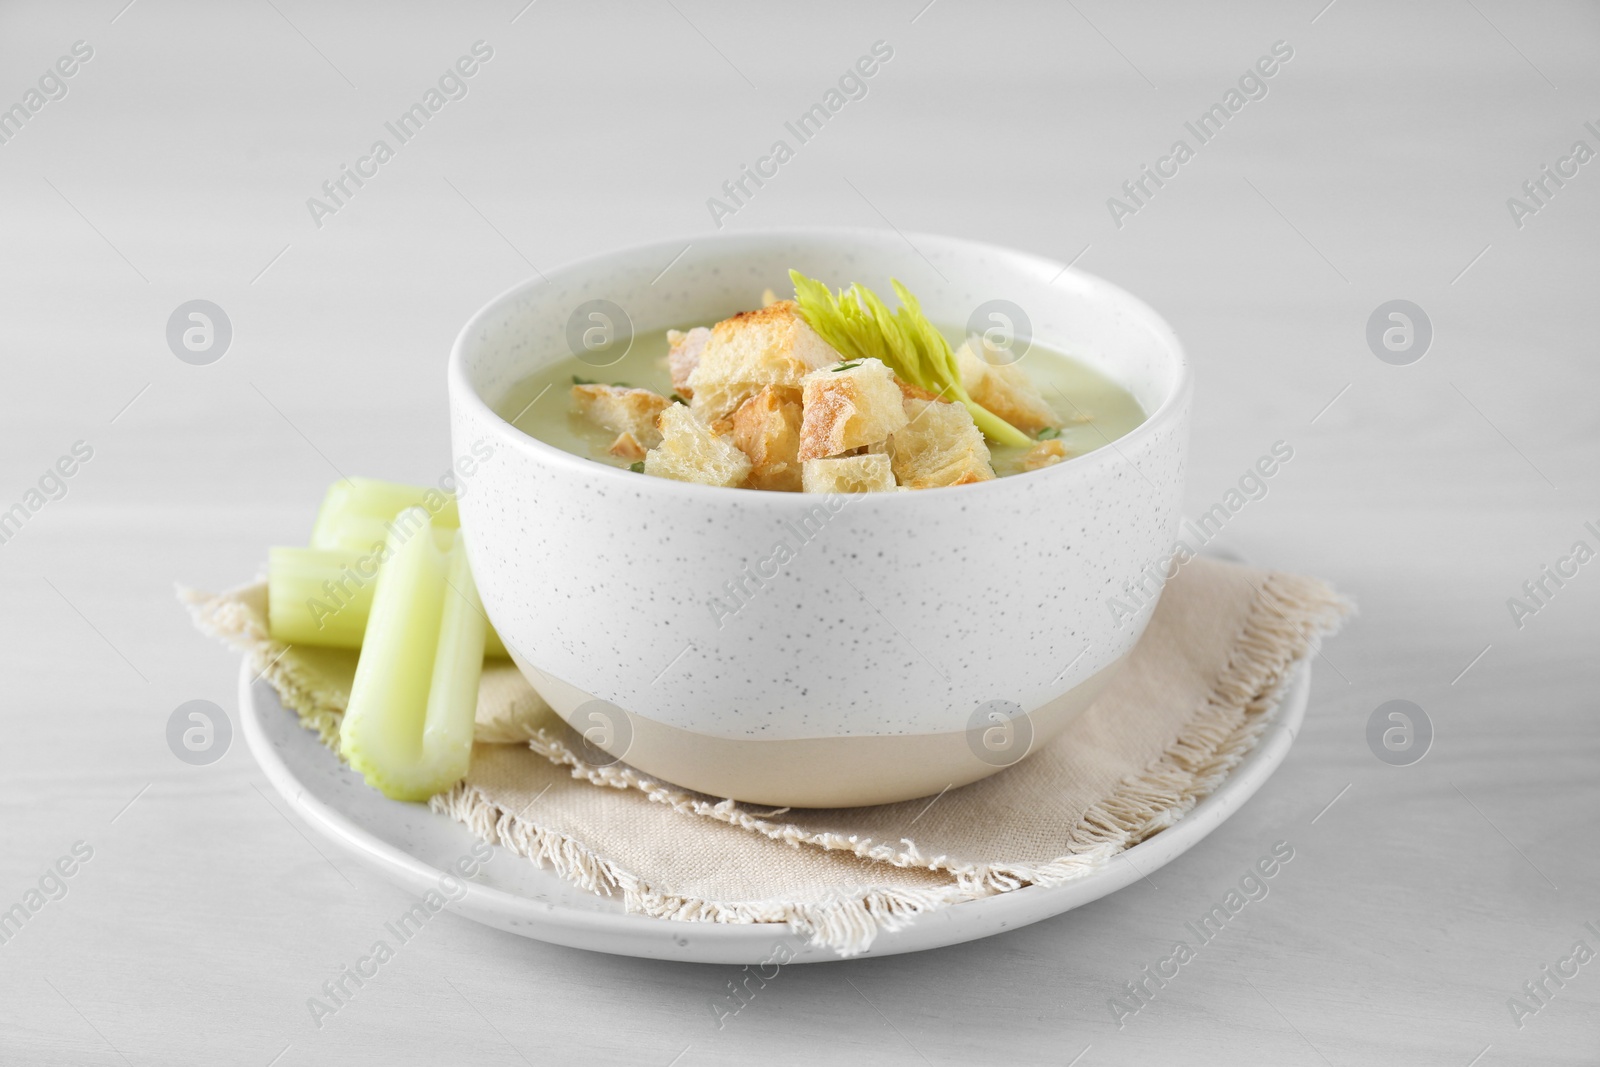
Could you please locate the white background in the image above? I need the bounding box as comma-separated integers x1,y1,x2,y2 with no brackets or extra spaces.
1,1,1596,1064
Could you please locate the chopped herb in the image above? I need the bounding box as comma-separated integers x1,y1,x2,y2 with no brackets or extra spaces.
1037,426,1060,440
669,393,688,405
831,361,862,372
628,461,645,473
789,270,1033,447
572,374,595,385
611,381,633,389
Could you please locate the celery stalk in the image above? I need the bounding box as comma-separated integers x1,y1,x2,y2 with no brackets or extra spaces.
340,511,485,802
311,477,459,551
267,545,508,657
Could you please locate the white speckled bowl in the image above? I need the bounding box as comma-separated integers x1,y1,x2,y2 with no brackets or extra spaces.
448,229,1190,807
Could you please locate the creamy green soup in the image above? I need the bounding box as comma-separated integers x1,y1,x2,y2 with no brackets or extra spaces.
498,328,1145,478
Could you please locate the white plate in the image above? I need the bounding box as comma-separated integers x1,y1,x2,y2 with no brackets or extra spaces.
239,657,1310,964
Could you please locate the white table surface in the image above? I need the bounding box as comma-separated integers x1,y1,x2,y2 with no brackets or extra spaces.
2,1,1596,1064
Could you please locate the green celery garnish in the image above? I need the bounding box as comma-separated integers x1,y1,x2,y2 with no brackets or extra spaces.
788,270,1033,447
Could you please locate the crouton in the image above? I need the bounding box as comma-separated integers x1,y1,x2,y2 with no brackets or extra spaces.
731,386,803,492
666,327,710,399
801,453,897,494
888,398,996,489
572,384,672,449
643,405,752,487
687,300,842,419
1020,438,1068,471
955,338,1060,434
797,357,911,461
608,432,647,462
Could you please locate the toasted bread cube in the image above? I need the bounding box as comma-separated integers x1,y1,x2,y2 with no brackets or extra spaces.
1020,439,1068,471
801,453,896,494
608,432,647,462
666,327,710,398
955,338,1060,434
731,386,803,492
888,398,996,489
687,301,842,419
797,357,911,461
572,385,672,449
643,405,752,487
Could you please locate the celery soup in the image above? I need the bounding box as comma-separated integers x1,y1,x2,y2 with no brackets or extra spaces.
498,278,1146,491
501,330,1142,478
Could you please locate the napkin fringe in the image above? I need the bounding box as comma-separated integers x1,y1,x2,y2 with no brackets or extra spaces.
432,782,963,955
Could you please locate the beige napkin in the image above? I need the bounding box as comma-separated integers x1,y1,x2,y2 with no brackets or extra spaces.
184,557,1348,955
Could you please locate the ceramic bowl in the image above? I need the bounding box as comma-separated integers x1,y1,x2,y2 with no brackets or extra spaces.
448,228,1190,807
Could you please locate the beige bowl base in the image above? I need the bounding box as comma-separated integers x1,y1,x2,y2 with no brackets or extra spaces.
508,651,1126,808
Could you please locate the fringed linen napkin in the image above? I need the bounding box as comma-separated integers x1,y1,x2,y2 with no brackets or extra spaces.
185,557,1348,955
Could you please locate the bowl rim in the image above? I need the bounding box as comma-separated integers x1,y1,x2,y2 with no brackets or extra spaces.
447,226,1191,504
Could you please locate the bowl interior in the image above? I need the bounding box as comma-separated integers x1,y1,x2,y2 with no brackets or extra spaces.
454,228,1186,425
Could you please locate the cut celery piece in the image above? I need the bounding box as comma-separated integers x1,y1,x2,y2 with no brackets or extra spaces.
310,477,459,552
422,536,487,785
268,545,509,656
340,511,485,802
267,546,373,649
